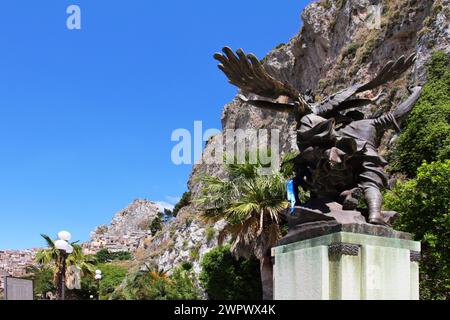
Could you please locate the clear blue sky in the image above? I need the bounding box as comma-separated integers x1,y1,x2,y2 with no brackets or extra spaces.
0,0,310,249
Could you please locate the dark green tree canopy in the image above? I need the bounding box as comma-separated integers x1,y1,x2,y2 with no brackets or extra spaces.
199,245,262,300
390,51,450,176
385,161,450,299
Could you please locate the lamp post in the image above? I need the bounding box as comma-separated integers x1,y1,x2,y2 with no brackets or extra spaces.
54,231,72,301
95,270,102,300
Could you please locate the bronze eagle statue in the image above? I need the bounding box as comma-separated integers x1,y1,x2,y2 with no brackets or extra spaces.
214,47,422,226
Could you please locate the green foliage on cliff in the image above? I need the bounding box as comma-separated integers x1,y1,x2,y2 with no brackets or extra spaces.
384,161,450,299
385,51,450,300
173,191,191,217
390,51,450,177
199,245,262,300
95,249,131,263
97,263,128,299
149,213,163,236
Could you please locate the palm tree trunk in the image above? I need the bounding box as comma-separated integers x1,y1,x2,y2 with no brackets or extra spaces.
56,251,67,300
260,254,273,300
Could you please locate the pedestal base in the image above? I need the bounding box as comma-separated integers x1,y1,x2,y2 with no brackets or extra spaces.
272,231,420,300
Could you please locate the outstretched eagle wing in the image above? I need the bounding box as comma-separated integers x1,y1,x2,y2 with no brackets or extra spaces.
314,53,416,117
214,47,302,104
356,53,416,93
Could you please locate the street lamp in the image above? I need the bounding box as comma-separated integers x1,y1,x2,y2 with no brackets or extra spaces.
95,269,102,300
55,230,72,301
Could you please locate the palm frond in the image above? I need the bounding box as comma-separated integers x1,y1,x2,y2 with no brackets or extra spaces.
280,151,299,178
40,234,55,248
196,148,289,261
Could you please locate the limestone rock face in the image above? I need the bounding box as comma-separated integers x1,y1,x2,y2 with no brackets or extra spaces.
127,0,449,286
132,206,226,275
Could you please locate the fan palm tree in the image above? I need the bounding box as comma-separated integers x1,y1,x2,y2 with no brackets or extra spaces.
35,234,96,298
195,152,298,300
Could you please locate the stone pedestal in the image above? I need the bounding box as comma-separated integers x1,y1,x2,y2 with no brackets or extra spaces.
272,230,420,300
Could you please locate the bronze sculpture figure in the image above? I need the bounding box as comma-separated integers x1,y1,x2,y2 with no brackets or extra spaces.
214,47,422,227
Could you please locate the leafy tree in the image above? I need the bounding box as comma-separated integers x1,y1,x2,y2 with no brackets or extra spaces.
390,51,450,176
25,266,55,299
66,274,98,300
95,249,112,263
195,151,298,299
163,208,173,217
111,251,132,261
173,192,191,217
149,213,163,236
200,244,262,300
162,208,174,223
385,50,450,300
65,263,128,300
97,263,128,299
384,160,450,299
95,249,131,263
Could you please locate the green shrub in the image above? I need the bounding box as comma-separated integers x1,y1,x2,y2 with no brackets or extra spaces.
184,216,194,227
342,42,359,58
149,213,163,236
384,161,450,299
190,244,201,261
173,192,191,217
390,51,450,176
97,263,128,299
163,208,174,222
96,249,131,262
25,266,55,299
181,261,193,271
428,51,450,81
199,245,262,300
65,263,128,300
205,227,215,243
318,0,332,10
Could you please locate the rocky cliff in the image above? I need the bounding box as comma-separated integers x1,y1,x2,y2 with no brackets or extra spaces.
82,199,161,254
124,0,450,283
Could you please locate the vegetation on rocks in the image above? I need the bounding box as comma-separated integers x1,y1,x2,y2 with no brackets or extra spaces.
149,213,164,236
205,227,216,243
385,51,450,300
95,263,128,300
390,51,450,177
385,161,450,300
95,249,131,263
173,191,191,217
